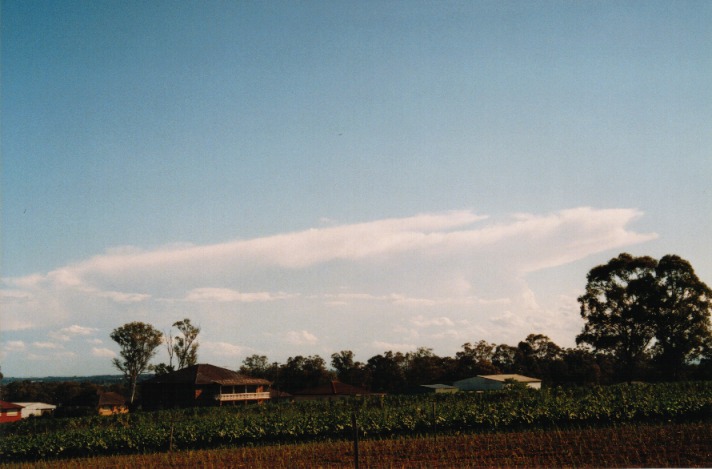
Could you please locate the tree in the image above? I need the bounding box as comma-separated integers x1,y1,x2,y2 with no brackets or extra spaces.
110,322,162,404
240,354,279,381
366,351,407,393
172,318,200,369
455,341,499,378
163,327,176,370
330,350,370,387
275,355,333,393
404,347,445,387
651,255,712,378
492,344,521,373
517,334,564,382
557,347,609,385
577,253,712,381
576,253,658,381
151,363,175,376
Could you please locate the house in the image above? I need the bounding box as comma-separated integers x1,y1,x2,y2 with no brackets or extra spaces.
0,400,23,423
411,384,459,394
97,392,129,416
292,381,384,401
453,374,542,391
141,364,271,409
12,402,56,418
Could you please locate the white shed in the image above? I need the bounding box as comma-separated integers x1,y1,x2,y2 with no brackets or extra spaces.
453,374,541,391
13,402,57,418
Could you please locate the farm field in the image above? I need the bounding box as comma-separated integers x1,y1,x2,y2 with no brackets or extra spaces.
1,381,711,465
4,422,711,468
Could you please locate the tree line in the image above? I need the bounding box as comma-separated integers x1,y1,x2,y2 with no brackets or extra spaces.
102,253,712,400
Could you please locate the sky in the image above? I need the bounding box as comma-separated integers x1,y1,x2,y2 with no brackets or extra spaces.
1,1,710,377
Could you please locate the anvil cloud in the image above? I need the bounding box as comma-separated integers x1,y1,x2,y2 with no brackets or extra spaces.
1,207,656,376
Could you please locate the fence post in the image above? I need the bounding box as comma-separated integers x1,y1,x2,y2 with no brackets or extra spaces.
352,410,359,469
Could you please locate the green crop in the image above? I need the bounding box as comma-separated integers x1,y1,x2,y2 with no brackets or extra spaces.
1,381,710,462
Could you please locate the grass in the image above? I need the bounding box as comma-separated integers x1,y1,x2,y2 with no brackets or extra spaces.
5,421,711,468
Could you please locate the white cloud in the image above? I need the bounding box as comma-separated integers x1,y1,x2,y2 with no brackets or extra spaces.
97,290,151,303
4,340,26,352
323,292,507,308
91,347,116,358
285,330,318,346
411,315,454,328
1,318,34,331
0,289,31,300
49,324,98,341
370,341,418,353
185,288,294,303
62,325,97,335
32,342,62,349
0,207,657,376
27,351,77,361
201,341,250,358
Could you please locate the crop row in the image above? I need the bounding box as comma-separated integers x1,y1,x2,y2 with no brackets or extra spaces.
1,381,711,461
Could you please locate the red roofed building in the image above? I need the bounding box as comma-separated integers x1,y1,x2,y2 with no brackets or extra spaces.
141,364,271,409
98,392,129,416
0,401,23,423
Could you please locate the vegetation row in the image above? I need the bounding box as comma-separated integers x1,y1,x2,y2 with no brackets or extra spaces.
2,381,711,462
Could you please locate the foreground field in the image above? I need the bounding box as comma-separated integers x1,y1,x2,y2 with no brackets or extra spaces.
3,381,712,463
2,381,711,465
5,422,711,468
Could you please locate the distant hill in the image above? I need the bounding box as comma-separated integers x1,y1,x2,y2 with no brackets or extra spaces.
1,374,152,385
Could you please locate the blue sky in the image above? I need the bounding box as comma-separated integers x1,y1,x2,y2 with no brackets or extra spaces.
2,1,710,377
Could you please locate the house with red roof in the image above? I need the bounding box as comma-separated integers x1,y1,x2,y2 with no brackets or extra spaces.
98,392,129,416
0,400,23,423
141,364,271,409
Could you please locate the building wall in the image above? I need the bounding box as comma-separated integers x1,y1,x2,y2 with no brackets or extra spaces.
98,405,129,416
454,376,541,391
0,410,22,423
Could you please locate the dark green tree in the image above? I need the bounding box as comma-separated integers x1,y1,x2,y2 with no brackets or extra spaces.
110,322,162,403
577,253,712,381
651,255,712,378
492,344,521,373
330,350,370,387
404,347,444,386
240,354,280,381
454,341,498,378
276,355,333,393
366,351,407,393
576,253,658,380
557,347,604,385
517,334,563,382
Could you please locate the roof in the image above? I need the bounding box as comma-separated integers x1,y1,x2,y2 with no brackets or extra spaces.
98,392,127,407
478,374,541,383
12,402,57,410
143,364,271,386
0,400,24,411
293,381,373,396
420,384,458,390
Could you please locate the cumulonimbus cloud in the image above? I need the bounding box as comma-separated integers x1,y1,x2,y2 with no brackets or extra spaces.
0,207,656,357
4,207,653,292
